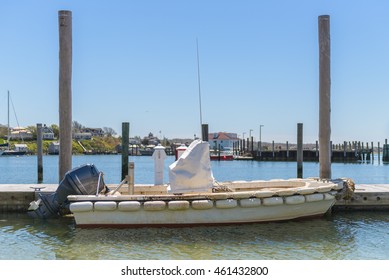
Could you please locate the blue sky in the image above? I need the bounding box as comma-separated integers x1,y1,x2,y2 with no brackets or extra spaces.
1,0,389,144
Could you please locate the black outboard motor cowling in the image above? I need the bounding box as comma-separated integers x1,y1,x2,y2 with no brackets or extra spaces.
28,164,107,219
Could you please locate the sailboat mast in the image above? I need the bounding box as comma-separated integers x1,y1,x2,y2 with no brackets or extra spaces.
196,39,203,138
7,91,10,144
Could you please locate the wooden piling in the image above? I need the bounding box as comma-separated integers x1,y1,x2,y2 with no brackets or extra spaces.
297,123,303,178
343,141,347,161
37,123,43,183
361,143,364,161
318,15,331,179
383,139,389,162
58,10,73,182
286,141,289,159
121,122,129,181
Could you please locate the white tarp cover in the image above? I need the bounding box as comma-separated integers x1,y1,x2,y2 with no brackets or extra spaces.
168,139,214,193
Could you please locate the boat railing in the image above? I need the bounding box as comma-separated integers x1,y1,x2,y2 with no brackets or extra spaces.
110,162,135,195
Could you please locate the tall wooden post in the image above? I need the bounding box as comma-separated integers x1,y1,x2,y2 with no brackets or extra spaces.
37,123,43,183
58,10,73,182
318,15,331,179
121,122,129,181
297,123,303,178
343,140,347,161
286,141,289,159
384,139,389,162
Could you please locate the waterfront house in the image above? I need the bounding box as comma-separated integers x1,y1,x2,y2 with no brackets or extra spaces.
208,132,239,151
73,132,92,140
14,143,28,153
9,127,33,140
42,125,55,140
83,128,105,137
48,142,60,155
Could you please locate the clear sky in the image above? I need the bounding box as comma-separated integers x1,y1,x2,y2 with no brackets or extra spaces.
1,0,389,144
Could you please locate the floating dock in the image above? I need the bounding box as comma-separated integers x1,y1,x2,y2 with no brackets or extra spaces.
333,184,389,211
1,183,388,213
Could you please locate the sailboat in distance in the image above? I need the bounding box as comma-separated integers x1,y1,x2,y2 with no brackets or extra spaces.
0,91,27,156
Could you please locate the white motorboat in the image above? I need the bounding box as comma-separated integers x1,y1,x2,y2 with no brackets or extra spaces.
62,140,354,228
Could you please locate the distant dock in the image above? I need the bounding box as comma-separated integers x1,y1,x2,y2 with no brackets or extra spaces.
252,149,363,162
1,183,388,213
236,140,384,163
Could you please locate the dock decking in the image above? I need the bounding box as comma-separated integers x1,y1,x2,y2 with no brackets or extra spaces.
333,184,389,211
1,183,389,213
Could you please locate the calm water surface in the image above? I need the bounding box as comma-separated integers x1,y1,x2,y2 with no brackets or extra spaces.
0,155,388,260
1,212,388,260
1,154,389,184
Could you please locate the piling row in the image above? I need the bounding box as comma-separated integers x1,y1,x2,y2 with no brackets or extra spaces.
232,140,387,163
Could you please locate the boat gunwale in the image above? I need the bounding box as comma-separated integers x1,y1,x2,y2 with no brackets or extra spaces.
67,186,340,202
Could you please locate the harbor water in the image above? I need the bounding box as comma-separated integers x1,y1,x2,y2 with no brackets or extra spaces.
1,155,389,260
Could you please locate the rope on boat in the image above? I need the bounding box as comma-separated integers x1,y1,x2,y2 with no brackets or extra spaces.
212,180,233,193
95,172,110,195
334,178,355,200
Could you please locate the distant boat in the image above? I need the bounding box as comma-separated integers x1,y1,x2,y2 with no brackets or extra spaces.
0,91,27,156
139,145,155,156
234,154,254,160
210,150,234,161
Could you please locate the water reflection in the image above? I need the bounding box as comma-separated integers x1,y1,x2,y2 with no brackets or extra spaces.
1,212,388,260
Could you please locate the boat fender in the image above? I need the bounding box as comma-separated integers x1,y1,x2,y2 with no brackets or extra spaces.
216,199,238,209
118,201,141,211
329,191,337,196
240,198,262,208
94,201,117,211
191,200,214,210
168,200,190,210
285,195,305,205
323,193,335,201
305,193,324,202
262,197,284,206
143,201,166,211
69,201,93,212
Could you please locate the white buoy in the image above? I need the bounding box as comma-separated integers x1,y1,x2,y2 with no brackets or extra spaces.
152,144,167,185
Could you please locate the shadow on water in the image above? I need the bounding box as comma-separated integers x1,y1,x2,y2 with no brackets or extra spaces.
1,212,388,260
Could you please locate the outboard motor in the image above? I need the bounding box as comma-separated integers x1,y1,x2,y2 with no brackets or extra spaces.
28,164,107,219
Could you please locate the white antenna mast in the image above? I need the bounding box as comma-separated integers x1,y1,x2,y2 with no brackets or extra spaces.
196,38,203,138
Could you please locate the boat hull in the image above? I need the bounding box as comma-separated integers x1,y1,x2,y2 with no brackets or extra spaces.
69,189,338,228
0,150,26,156
210,155,234,161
